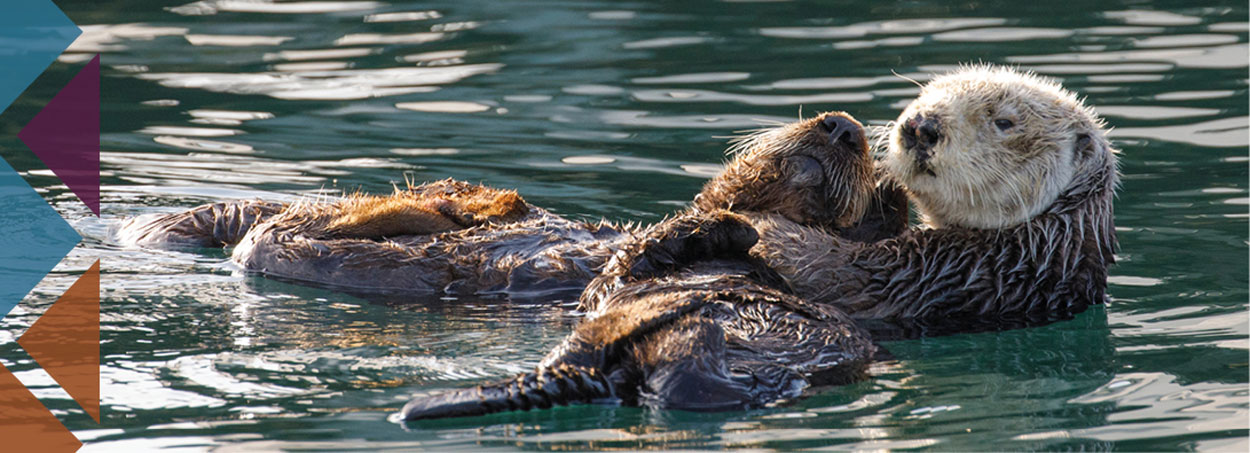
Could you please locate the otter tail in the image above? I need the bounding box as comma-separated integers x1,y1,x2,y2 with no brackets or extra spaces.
117,200,286,249
400,364,614,421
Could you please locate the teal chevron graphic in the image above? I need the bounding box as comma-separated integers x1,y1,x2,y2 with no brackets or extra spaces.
0,156,82,320
0,0,82,114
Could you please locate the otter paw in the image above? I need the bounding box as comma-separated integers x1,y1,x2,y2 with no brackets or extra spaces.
626,211,759,278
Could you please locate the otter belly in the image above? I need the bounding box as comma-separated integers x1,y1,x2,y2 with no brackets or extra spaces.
232,214,628,297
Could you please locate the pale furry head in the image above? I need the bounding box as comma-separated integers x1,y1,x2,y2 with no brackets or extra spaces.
884,65,1116,229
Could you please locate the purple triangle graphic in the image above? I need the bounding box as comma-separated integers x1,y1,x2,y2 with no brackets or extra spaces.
19,54,101,216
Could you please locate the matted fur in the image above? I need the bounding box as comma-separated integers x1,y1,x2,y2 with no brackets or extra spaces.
402,215,877,421
118,112,877,297
399,115,885,418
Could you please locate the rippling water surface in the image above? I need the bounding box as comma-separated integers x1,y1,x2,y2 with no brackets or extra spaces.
0,0,1246,450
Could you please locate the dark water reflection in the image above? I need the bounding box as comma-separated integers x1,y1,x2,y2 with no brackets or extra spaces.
0,0,1244,450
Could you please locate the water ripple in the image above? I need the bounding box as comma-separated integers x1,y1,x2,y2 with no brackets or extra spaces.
1111,116,1249,147
1009,43,1250,69
1070,373,1248,442
1104,10,1203,26
759,18,1007,39
137,64,503,100
933,27,1074,42
632,88,874,106
333,32,446,47
365,10,443,23
168,0,385,16
185,34,293,47
62,23,189,62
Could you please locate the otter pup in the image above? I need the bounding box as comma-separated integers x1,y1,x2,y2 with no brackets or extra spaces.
401,186,882,420
751,65,1119,333
118,112,895,298
399,113,888,420
401,214,878,420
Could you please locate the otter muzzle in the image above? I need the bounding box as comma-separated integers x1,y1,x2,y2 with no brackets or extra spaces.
900,114,941,175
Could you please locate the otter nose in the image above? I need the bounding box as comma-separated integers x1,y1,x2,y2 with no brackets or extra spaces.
820,115,861,147
902,114,941,149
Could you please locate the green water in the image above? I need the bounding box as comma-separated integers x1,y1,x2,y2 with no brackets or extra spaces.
0,0,1246,450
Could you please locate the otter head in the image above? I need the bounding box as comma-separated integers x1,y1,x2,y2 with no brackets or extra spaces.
694,111,874,230
884,65,1117,229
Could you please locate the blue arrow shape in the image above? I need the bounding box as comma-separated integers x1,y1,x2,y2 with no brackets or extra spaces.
0,1,82,115
0,156,82,320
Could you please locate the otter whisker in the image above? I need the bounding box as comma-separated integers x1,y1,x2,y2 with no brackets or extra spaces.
890,69,923,88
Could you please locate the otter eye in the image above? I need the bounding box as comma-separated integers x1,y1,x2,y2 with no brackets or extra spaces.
994,119,1014,131
782,155,824,188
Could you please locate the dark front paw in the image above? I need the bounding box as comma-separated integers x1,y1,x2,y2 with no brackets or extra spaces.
580,211,761,313
627,211,759,278
838,174,909,243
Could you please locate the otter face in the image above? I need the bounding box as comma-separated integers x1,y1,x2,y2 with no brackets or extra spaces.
884,66,1111,229
695,111,874,229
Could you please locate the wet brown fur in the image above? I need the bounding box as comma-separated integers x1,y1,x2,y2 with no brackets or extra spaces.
401,213,879,420
323,183,529,238
695,113,874,229
400,113,886,420
118,112,880,298
118,111,888,420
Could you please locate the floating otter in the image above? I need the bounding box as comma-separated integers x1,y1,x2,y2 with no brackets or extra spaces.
401,214,878,420
118,111,891,420
748,65,1119,334
118,179,628,297
118,112,896,298
400,119,885,419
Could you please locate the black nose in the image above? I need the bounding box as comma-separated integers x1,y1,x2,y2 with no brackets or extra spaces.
820,115,861,147
901,114,941,150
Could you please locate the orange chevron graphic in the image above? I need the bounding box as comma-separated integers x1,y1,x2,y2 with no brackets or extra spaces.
18,260,101,423
0,363,83,452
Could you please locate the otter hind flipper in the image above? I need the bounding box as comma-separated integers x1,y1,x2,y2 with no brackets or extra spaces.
634,316,810,412
324,195,461,238
400,364,613,421
117,200,286,248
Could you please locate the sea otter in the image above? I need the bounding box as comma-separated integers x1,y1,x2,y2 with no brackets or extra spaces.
400,180,884,420
398,113,892,420
400,213,879,420
118,111,897,298
743,65,1119,334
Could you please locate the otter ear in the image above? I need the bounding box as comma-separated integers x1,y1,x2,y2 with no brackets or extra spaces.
782,155,824,187
1074,133,1097,159
1075,130,1105,159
